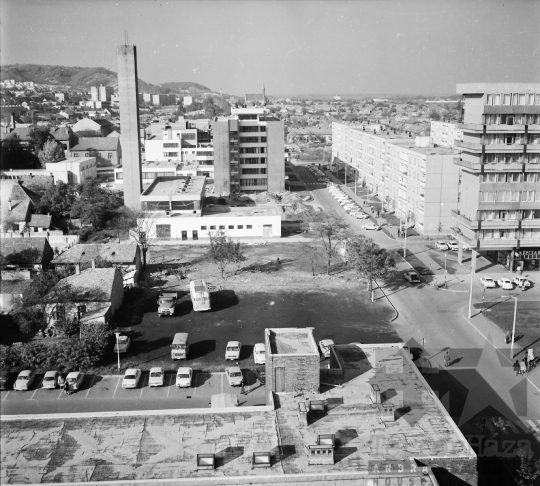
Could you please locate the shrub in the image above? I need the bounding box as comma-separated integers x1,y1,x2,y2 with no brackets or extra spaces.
78,226,94,242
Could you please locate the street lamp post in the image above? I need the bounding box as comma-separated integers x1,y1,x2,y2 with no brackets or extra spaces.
115,332,121,370
468,266,474,319
444,253,447,288
502,296,518,359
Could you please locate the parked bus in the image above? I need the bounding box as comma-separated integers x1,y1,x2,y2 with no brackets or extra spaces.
190,279,211,311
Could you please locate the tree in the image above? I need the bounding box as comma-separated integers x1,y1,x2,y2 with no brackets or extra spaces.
429,109,441,121
29,126,52,153
70,178,117,230
514,448,540,486
295,241,322,276
346,236,397,293
117,207,163,267
207,231,246,279
308,213,350,275
37,139,64,167
35,180,76,219
0,135,39,171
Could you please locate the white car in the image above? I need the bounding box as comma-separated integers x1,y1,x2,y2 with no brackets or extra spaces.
66,371,85,392
480,277,496,288
447,241,472,251
254,343,266,365
42,371,60,389
363,224,381,231
513,276,531,289
122,368,141,389
149,367,164,387
225,367,243,387
225,341,241,361
13,370,36,391
176,367,193,388
497,278,514,290
319,339,335,358
435,241,449,250
355,213,370,219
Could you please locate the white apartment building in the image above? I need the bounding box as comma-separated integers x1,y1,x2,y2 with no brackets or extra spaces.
430,121,463,148
332,122,459,235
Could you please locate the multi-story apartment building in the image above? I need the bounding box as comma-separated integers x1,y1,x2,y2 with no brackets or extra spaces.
452,83,540,272
91,84,114,102
430,121,463,148
332,122,459,235
213,107,285,194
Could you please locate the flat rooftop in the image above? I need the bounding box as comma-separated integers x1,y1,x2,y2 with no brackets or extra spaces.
201,205,280,218
457,82,540,95
387,139,455,156
0,343,471,484
141,176,205,197
267,328,319,355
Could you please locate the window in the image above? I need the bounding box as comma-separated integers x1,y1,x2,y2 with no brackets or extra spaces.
84,152,89,157
503,94,511,105
73,153,79,157
242,168,260,175
77,305,87,318
219,225,225,230
509,173,521,183
237,225,243,229
246,225,252,229
163,143,179,148
486,94,493,105
493,94,501,105
210,225,216,230
260,137,267,143
522,191,535,202
163,152,179,157
228,225,234,229
260,126,266,132
108,153,113,159
54,306,65,320
116,172,123,180
261,168,267,174
518,94,526,105
201,226,207,230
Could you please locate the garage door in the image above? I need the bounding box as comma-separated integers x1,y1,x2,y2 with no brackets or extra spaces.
263,225,272,237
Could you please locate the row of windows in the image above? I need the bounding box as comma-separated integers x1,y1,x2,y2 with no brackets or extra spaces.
163,143,179,148
163,152,179,157
241,158,266,165
485,93,540,106
483,153,540,164
240,178,267,186
240,137,267,143
240,147,266,154
181,133,196,140
484,134,540,145
484,114,540,125
239,125,266,132
480,229,540,239
201,224,253,230
479,191,540,202
241,168,267,175
480,172,539,183
480,209,540,220
77,152,113,159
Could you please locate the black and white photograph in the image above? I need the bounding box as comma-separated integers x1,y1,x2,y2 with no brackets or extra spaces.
1,0,539,484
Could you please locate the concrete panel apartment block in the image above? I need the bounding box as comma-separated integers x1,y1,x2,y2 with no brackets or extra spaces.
117,44,142,208
266,119,285,192
265,327,320,395
213,119,231,195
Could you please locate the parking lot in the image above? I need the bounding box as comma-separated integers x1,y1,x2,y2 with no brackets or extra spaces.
0,369,266,415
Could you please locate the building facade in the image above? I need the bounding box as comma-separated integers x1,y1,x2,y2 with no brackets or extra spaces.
430,121,463,148
213,107,285,195
332,122,459,235
452,83,540,272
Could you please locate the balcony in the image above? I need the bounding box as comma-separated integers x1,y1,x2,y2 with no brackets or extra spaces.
458,123,528,133
455,140,526,153
452,209,475,227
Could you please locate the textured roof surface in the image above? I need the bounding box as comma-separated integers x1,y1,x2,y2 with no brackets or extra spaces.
27,214,52,228
0,279,34,294
53,243,138,264
0,237,48,262
70,137,119,151
50,268,118,301
268,328,318,355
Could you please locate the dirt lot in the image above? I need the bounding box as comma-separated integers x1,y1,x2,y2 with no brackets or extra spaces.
97,242,399,374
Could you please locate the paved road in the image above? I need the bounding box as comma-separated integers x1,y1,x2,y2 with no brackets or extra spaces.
293,160,540,458
0,370,266,415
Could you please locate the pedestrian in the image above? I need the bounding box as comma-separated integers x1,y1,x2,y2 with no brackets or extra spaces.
240,382,246,395
520,360,527,375
519,266,524,276
528,348,535,370
57,374,64,389
513,360,520,376
62,381,69,394
505,331,511,345
444,350,451,367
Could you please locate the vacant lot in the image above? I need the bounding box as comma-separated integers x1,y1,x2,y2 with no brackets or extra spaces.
96,242,399,374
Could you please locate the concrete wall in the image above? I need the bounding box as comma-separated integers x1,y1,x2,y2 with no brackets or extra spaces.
265,352,320,394
463,94,485,124
147,213,282,240
266,120,285,193
117,45,142,208
457,169,481,222
213,120,231,195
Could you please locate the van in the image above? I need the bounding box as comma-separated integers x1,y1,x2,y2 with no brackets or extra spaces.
171,333,190,360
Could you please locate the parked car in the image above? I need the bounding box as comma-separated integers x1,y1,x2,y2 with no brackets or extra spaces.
480,277,496,288
122,369,141,389
513,276,531,289
497,278,514,290
404,271,421,283
66,371,85,391
435,241,449,251
319,339,335,358
149,367,164,387
225,341,241,361
114,335,131,353
363,224,381,231
225,367,243,387
254,343,266,365
13,370,36,391
176,367,193,388
0,371,15,390
42,371,60,389
355,213,369,219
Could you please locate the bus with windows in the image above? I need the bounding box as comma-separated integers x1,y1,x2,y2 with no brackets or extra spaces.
190,279,211,311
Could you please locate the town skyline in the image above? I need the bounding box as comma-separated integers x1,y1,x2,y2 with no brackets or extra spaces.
1,0,539,96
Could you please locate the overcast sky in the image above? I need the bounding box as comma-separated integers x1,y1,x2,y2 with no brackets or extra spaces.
1,0,539,96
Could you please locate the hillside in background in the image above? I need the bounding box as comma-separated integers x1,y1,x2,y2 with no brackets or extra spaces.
0,64,213,94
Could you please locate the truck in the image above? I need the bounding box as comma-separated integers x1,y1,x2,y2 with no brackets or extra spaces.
171,333,190,360
157,292,177,317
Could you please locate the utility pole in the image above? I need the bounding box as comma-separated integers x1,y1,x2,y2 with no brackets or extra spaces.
444,253,447,288
403,213,408,258
370,242,374,303
468,266,474,319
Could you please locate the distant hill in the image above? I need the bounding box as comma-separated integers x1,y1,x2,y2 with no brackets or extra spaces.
0,64,213,95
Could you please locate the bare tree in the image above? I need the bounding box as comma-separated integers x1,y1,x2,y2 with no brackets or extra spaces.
308,213,350,275
117,207,164,267
295,241,322,276
207,231,246,279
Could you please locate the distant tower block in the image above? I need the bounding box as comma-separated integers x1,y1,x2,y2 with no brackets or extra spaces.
116,44,142,208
